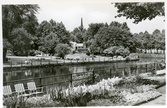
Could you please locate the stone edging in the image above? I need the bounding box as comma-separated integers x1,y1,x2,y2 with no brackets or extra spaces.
132,83,166,106
132,95,162,106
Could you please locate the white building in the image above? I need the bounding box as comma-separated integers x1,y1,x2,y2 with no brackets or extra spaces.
70,41,86,51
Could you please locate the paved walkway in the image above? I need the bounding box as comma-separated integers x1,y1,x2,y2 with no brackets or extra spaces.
140,85,166,106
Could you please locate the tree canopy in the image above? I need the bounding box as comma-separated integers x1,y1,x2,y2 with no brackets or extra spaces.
114,2,165,23
2,4,165,61
36,19,71,55
2,5,39,58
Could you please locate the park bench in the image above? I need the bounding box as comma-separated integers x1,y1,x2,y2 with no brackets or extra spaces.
27,82,44,97
14,83,31,97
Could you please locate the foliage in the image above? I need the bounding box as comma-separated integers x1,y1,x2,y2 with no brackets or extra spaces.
115,47,130,57
28,50,36,56
10,28,33,56
63,89,91,106
84,23,105,43
121,90,161,105
125,56,130,61
87,95,126,106
70,27,86,43
54,43,71,59
4,75,164,107
133,29,165,53
103,45,130,57
72,72,93,87
3,95,18,108
114,2,165,23
3,39,12,61
86,50,90,56
91,24,134,54
2,5,39,59
37,20,71,55
103,46,118,56
136,76,162,85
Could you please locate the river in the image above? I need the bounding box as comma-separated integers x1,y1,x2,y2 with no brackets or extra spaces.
3,57,164,90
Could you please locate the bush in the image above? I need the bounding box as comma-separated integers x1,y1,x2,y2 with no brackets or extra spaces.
29,50,36,56
72,50,76,54
55,43,70,59
125,56,130,61
136,76,161,85
86,51,90,56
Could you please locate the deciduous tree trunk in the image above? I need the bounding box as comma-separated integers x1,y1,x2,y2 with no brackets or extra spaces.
3,48,7,62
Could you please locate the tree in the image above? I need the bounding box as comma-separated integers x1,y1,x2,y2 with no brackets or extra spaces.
70,27,86,43
86,21,135,54
114,2,165,23
109,21,122,28
3,39,12,61
84,23,104,44
121,22,130,31
11,28,33,56
37,20,71,55
38,32,59,55
133,33,142,51
152,29,165,52
142,31,151,52
2,5,39,59
54,43,70,59
93,26,134,53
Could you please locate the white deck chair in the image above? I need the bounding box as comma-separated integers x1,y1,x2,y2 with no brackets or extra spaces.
27,82,44,96
3,85,14,98
14,83,31,97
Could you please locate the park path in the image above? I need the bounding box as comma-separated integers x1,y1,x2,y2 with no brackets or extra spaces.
140,85,166,106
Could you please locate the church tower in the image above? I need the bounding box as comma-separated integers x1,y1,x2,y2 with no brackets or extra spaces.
80,17,83,32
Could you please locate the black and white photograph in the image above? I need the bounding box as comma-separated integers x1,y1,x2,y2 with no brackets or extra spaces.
1,0,166,107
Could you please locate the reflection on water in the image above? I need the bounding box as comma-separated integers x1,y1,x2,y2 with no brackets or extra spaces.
3,58,164,90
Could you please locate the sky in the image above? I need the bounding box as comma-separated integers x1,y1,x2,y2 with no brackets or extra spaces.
35,0,166,34
0,0,165,34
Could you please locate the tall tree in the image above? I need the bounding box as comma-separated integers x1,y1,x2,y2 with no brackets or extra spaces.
84,23,104,48
114,2,165,23
11,28,33,56
37,20,70,55
2,5,39,59
92,25,135,54
142,31,151,52
152,29,165,52
70,27,86,43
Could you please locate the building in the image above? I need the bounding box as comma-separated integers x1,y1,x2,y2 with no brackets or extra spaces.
70,41,86,51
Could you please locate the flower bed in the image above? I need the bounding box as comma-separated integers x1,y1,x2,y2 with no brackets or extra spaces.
4,73,165,107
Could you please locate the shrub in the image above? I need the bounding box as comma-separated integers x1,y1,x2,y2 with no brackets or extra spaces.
125,56,130,61
136,76,161,85
29,50,36,56
86,50,90,56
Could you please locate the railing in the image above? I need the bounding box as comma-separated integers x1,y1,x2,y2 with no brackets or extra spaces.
3,62,164,92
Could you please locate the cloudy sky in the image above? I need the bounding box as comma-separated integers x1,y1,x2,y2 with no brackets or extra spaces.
35,0,165,34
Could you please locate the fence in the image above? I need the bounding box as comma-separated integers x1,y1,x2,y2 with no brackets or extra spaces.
3,61,164,92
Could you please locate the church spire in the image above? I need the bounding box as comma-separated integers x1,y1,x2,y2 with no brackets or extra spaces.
80,17,83,32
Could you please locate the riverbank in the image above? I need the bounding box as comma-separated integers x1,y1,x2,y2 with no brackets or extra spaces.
138,53,165,58
3,57,139,68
